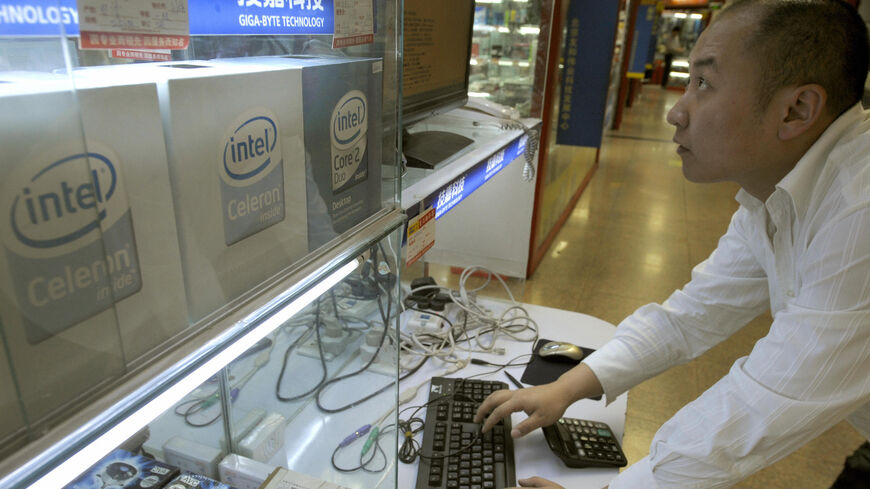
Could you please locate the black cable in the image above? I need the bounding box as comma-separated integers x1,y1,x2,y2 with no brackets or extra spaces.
396,378,490,464
396,360,533,464
316,270,431,413
174,396,222,428
276,301,328,402
330,425,396,473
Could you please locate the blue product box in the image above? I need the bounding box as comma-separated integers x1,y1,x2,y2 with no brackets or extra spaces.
165,472,239,489
65,448,179,489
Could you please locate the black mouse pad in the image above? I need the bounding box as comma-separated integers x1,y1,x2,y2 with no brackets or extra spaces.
520,338,601,400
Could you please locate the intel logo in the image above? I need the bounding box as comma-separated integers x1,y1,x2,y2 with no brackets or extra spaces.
222,112,280,184
331,90,367,149
9,152,118,250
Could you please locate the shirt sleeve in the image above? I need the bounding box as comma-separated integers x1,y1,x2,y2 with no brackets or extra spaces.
583,207,771,401
602,200,870,488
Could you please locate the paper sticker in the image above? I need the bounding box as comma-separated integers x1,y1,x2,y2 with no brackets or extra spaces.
406,207,435,267
76,0,190,50
332,0,372,48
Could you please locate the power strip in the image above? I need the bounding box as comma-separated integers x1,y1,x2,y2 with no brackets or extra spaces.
358,326,398,376
297,318,360,361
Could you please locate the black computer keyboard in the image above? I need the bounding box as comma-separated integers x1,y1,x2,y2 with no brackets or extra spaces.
414,377,516,489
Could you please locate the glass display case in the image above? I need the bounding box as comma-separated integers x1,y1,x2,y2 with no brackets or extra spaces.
468,0,545,117
0,1,404,488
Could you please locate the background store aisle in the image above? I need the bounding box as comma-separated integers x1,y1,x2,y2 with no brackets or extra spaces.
521,87,866,488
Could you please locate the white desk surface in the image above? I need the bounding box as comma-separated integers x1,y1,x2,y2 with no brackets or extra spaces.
145,298,625,489
396,300,627,489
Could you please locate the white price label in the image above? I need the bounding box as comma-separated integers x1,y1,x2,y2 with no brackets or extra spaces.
406,207,436,267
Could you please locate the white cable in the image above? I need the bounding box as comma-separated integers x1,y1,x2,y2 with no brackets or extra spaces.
398,265,539,367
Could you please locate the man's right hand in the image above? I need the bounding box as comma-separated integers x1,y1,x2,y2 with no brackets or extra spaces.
473,363,605,437
473,381,574,437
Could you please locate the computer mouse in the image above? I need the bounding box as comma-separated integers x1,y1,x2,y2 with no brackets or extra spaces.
538,341,584,362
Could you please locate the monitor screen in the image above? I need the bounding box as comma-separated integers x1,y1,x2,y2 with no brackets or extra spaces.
402,0,474,126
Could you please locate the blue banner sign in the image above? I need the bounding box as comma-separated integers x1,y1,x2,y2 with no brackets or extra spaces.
628,1,657,77
0,0,79,36
189,0,334,35
555,0,619,148
0,0,335,37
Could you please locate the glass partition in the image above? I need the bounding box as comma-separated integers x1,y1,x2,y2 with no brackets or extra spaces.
0,1,402,487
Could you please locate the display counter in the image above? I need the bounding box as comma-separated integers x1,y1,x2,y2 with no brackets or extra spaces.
0,1,405,488
401,107,542,279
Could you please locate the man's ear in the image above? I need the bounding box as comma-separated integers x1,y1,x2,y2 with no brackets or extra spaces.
778,84,827,140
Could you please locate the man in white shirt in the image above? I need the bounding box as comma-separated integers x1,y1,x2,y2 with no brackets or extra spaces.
474,0,870,488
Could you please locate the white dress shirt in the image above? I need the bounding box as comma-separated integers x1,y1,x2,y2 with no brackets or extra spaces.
583,103,870,489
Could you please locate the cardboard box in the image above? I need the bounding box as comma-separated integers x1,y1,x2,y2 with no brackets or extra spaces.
73,74,190,363
218,454,274,489
113,61,311,323
0,338,25,443
65,448,179,489
260,467,351,489
0,73,186,421
216,56,384,250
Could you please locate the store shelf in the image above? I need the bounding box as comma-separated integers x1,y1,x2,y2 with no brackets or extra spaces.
0,1,404,488
401,108,541,221
0,208,405,488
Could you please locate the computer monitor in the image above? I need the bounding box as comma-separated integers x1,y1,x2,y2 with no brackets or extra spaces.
402,0,475,169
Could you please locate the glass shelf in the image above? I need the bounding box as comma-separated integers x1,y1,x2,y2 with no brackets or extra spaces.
469,0,545,117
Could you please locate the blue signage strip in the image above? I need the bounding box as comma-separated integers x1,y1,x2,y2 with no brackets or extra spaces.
0,0,334,37
555,0,619,148
0,0,79,36
628,2,657,76
189,0,334,36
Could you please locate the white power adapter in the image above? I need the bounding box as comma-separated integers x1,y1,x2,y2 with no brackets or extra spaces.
220,408,266,452
237,412,286,463
218,453,275,489
162,436,224,479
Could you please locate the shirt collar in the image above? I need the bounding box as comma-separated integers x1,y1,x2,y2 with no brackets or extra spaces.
735,103,867,216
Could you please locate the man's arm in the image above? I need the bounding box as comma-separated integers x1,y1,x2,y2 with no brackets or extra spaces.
608,202,870,488
478,208,770,433
583,208,771,403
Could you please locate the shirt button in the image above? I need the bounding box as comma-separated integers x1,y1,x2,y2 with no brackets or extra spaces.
786,290,795,297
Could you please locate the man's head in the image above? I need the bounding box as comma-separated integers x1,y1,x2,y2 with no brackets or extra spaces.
720,0,868,118
667,0,869,200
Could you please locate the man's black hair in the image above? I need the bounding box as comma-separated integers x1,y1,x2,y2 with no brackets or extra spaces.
721,0,869,117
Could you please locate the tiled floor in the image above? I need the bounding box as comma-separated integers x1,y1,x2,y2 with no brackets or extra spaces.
519,87,866,487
